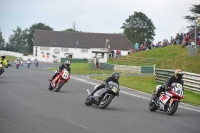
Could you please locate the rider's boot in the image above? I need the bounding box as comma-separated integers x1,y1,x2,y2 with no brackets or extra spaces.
152,87,162,100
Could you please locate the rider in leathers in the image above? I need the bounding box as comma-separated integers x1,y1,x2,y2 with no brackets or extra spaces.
49,60,71,81
0,54,8,75
153,69,184,100
90,72,120,96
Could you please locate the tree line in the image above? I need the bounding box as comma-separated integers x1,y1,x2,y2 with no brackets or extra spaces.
0,4,199,54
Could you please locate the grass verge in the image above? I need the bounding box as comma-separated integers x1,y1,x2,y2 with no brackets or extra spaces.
48,63,114,74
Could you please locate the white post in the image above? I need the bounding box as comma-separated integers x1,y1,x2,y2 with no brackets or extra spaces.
195,14,197,46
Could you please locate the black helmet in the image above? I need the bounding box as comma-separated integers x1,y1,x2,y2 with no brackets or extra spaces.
112,72,120,81
64,60,70,67
174,69,183,79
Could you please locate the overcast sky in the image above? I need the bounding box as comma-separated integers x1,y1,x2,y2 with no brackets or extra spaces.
0,0,199,44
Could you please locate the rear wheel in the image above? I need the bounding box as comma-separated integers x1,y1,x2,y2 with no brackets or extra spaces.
55,81,65,92
167,100,179,115
99,95,113,109
149,100,158,111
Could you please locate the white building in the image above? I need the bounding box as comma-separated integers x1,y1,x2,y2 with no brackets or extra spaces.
33,30,133,63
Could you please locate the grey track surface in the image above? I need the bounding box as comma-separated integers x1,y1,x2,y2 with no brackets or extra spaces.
0,62,199,133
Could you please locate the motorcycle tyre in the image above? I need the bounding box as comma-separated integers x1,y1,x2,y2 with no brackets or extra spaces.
99,95,112,109
85,96,93,106
149,100,158,111
48,83,53,90
55,81,65,92
167,100,179,115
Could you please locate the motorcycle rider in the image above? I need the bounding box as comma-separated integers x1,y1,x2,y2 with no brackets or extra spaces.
34,58,38,65
153,69,184,100
0,54,8,75
27,58,31,62
15,57,21,65
89,72,120,96
49,60,71,82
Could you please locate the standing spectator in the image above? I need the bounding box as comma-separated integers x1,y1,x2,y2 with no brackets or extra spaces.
180,33,184,44
198,36,200,46
198,30,200,37
176,33,180,44
182,33,190,48
135,43,139,52
111,50,114,58
166,39,169,45
170,36,173,44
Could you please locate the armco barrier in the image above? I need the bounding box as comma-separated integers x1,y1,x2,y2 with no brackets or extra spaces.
61,58,88,63
97,63,154,74
155,68,200,92
100,63,114,70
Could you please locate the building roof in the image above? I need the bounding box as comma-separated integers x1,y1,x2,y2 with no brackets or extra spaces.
33,30,133,50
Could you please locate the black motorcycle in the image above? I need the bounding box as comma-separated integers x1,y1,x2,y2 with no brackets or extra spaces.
85,81,119,109
34,61,38,67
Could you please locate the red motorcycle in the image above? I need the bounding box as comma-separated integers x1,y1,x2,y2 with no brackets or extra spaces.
149,83,184,115
16,61,20,69
48,69,70,92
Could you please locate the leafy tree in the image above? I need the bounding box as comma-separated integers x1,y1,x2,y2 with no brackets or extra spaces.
27,23,53,53
7,26,28,53
121,12,156,45
64,28,76,32
0,28,5,50
183,4,200,28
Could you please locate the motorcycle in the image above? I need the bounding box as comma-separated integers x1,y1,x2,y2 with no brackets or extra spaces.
85,81,119,109
16,61,20,69
34,61,38,67
0,63,3,75
149,83,184,115
48,69,70,92
27,60,31,68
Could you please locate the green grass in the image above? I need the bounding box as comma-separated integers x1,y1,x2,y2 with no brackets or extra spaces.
108,45,200,73
90,76,200,106
6,55,19,61
49,63,114,74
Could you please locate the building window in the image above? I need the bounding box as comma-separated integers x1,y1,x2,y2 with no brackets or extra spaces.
40,47,50,51
61,48,69,52
81,49,88,53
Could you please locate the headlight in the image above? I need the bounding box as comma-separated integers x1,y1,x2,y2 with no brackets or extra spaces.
112,87,118,93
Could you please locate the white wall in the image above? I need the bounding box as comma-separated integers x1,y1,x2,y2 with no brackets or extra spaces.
33,46,109,63
0,50,35,61
0,50,23,58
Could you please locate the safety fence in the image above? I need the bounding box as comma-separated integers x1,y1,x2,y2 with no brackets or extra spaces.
61,58,88,63
90,63,155,74
155,68,200,92
111,57,156,64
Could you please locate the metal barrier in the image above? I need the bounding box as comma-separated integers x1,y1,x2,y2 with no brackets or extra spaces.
155,68,200,92
112,57,156,64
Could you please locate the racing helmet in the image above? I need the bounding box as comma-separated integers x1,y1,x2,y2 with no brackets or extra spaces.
1,54,6,60
174,69,183,79
64,60,70,67
112,72,120,81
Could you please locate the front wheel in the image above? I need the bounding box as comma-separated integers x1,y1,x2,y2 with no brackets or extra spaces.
149,99,158,111
48,83,53,90
167,100,179,115
85,96,93,106
55,81,65,92
99,95,113,109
